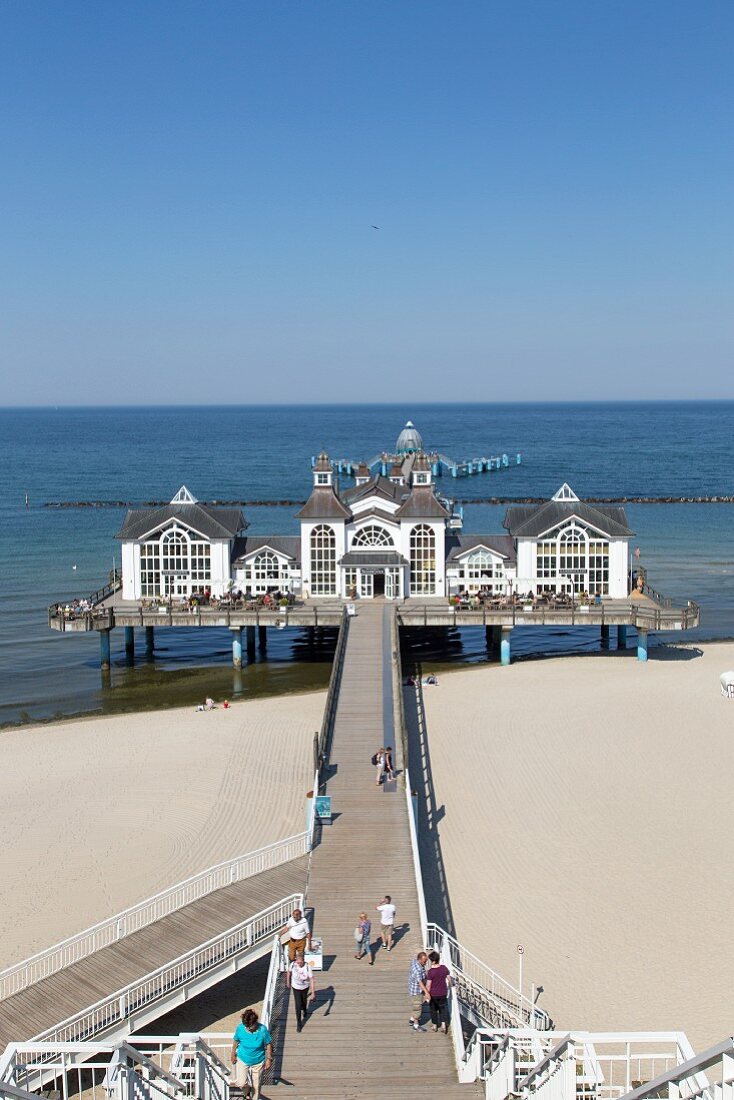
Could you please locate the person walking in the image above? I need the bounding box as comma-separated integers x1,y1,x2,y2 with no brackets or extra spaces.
376,895,396,952
279,907,312,962
286,949,315,1032
384,745,394,782
425,949,453,1033
231,1008,273,1100
407,951,430,1030
374,747,386,786
354,912,373,963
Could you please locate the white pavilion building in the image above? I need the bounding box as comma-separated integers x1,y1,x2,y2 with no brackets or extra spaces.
117,461,633,602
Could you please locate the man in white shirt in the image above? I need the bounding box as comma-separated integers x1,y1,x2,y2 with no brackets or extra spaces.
280,907,312,962
376,894,397,952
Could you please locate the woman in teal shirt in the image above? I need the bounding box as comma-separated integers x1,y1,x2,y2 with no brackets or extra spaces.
231,1008,273,1100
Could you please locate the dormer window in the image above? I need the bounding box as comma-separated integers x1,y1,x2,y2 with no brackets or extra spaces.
316,473,330,485
414,472,430,485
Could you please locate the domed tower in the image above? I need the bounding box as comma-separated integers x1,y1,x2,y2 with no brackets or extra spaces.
396,420,423,455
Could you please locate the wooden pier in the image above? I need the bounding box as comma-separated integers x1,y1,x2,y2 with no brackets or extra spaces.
269,603,476,1099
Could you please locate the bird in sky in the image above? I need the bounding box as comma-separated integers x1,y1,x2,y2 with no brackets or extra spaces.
371,225,381,229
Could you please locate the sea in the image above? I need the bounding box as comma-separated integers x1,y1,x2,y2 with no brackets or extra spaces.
1,402,733,727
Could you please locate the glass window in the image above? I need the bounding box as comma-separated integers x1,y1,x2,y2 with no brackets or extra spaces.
250,550,281,592
559,526,587,594
352,525,393,547
588,540,609,595
464,549,504,592
310,525,337,595
536,540,557,584
140,542,160,597
410,524,436,595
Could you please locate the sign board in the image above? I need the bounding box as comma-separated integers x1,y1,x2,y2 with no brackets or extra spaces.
305,937,323,971
315,795,332,822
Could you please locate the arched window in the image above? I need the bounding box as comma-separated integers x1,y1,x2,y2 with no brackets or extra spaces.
162,528,189,574
559,525,587,593
410,524,435,595
310,525,337,595
253,550,280,583
352,525,393,548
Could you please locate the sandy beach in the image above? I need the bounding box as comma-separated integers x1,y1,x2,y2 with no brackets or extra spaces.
416,641,734,1053
0,692,324,969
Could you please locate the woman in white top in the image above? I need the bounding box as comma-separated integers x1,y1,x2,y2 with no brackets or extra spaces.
286,949,315,1032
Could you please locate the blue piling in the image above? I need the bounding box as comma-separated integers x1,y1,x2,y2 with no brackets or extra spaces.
637,629,649,662
231,627,243,669
517,454,522,464
100,630,111,670
500,628,512,666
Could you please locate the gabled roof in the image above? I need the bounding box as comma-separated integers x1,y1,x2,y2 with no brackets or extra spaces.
341,475,404,506
232,536,301,564
394,486,449,519
116,503,246,541
352,506,401,526
503,500,633,538
295,487,351,521
444,534,517,563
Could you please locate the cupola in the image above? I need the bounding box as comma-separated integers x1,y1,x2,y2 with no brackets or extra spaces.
412,452,432,486
313,450,333,487
396,420,424,455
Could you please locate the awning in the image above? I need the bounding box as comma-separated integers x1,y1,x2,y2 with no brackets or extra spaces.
339,550,408,568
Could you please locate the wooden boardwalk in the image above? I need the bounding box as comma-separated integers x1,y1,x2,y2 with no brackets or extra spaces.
0,859,307,1051
270,603,476,1099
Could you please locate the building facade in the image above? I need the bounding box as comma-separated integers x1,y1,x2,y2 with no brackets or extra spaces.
117,469,633,602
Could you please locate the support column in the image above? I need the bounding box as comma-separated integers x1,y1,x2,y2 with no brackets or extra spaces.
231,627,243,669
486,625,501,660
500,627,512,666
617,625,627,650
258,625,267,652
247,626,256,659
600,624,610,650
637,629,648,662
145,626,155,653
124,626,135,658
100,629,111,670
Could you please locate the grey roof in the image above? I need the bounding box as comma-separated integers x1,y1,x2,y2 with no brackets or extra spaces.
232,536,301,564
339,550,408,567
117,503,246,541
295,488,352,520
396,421,424,454
503,500,633,538
351,506,401,526
394,487,449,519
444,534,517,563
341,475,404,506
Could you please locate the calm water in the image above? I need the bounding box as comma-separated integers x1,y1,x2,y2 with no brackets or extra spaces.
1,402,733,726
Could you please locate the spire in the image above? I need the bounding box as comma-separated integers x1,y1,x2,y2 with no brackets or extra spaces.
313,451,333,487
170,485,198,504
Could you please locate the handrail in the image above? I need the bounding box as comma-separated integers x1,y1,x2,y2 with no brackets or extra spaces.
397,600,700,632
619,1036,733,1100
31,892,303,1046
390,607,409,789
317,607,349,765
260,935,284,1032
519,1034,573,1092
404,768,429,944
0,832,309,1001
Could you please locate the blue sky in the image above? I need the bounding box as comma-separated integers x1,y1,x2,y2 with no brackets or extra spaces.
1,1,732,403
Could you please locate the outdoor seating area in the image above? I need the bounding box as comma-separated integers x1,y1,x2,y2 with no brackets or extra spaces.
449,590,595,612
140,589,301,612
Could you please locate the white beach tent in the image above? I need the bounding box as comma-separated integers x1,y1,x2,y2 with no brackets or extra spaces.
720,671,734,698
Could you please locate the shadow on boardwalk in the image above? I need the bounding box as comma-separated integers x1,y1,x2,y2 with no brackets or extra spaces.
404,676,456,937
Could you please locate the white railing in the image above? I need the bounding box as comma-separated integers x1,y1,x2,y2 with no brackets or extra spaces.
29,893,302,1046
403,767,429,942
465,1029,704,1098
260,935,285,1032
0,833,309,1001
307,768,320,850
0,1038,229,1100
427,923,547,1032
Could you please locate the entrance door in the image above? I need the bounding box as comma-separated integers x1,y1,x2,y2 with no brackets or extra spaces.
385,569,400,599
373,572,385,597
359,572,374,598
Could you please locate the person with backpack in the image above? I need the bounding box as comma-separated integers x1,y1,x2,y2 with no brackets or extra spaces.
372,747,385,786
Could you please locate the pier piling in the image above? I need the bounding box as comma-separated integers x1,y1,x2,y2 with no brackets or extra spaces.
246,625,256,659
258,625,267,652
637,629,649,662
617,625,627,650
124,626,135,658
145,626,155,653
500,627,512,666
600,624,610,650
100,630,111,670
231,627,243,669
